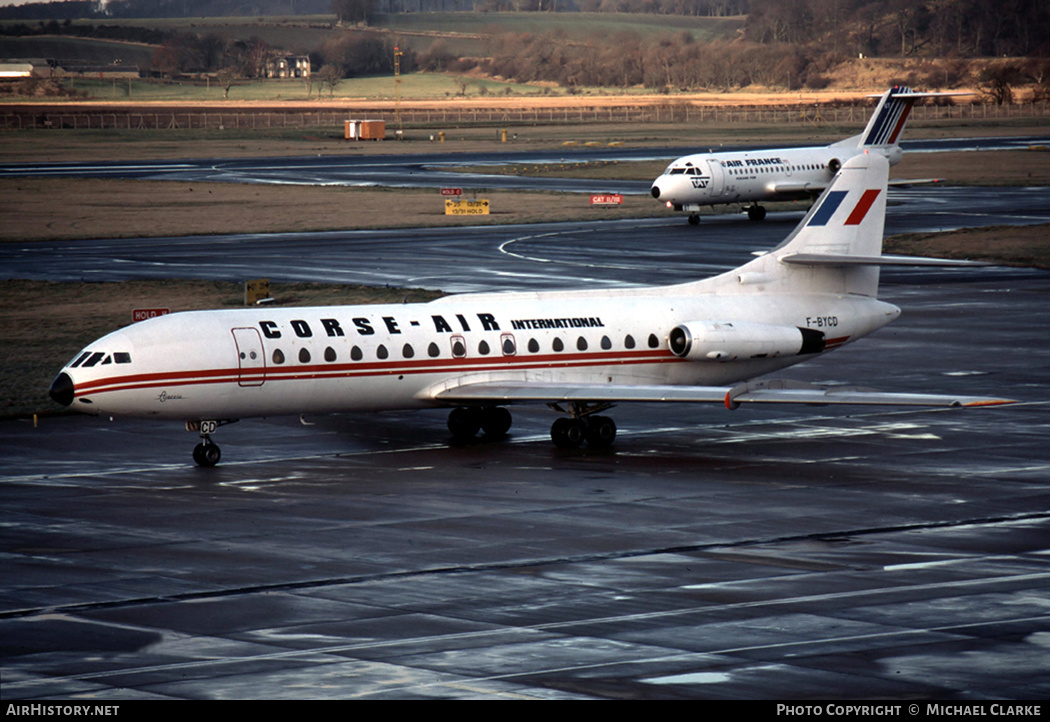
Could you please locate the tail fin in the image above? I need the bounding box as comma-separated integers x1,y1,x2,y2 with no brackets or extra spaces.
758,151,889,298
858,85,920,148
834,86,968,152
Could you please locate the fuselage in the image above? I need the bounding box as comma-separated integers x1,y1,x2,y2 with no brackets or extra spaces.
52,280,899,422
650,144,902,210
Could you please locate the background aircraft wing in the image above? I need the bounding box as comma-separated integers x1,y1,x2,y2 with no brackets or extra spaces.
433,379,1014,409
773,180,827,195
773,179,937,195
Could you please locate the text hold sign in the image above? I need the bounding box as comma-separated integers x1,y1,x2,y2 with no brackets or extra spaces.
445,199,490,216
133,308,170,322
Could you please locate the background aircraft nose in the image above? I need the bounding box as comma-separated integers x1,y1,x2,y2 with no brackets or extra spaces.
49,372,74,407
651,184,662,199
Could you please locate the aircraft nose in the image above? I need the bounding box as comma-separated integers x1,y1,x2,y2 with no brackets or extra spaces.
651,184,662,199
49,372,74,407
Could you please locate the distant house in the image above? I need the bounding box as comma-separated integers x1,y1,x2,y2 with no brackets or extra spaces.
265,55,310,79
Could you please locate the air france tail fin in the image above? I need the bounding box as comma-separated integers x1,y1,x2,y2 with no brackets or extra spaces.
833,86,968,153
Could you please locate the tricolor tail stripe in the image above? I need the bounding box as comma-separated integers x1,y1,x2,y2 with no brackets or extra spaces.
806,189,881,229
807,190,847,226
844,189,881,225
863,86,915,147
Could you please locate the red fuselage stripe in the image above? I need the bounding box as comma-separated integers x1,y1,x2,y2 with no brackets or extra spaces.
73,350,676,398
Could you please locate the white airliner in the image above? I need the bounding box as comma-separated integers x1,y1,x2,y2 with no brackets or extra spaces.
650,86,955,224
49,152,1012,466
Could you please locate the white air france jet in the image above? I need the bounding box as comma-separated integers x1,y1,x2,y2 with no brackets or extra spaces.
50,152,1012,466
651,86,956,224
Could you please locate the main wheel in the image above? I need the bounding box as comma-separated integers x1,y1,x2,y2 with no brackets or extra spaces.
585,415,617,448
747,205,767,221
688,214,700,225
448,407,483,442
481,406,512,438
551,417,586,449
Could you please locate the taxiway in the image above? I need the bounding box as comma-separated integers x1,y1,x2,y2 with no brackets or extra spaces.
1,148,1048,700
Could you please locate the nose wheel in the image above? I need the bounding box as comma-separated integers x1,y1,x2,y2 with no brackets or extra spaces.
186,419,236,467
193,439,221,467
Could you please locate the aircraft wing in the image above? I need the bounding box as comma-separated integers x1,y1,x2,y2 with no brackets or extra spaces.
773,180,827,195
432,379,1015,410
774,178,938,195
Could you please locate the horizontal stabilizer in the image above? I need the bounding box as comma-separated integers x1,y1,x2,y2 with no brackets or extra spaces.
433,380,1015,410
888,178,941,187
779,253,993,267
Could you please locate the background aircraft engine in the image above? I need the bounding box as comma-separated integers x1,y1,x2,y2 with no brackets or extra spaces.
828,158,842,174
668,321,825,362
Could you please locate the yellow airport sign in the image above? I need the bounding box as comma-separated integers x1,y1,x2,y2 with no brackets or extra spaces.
245,278,271,305
445,199,490,216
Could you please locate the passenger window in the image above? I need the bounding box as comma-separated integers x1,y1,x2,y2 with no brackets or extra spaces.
501,334,516,356
624,335,635,349
601,336,611,350
552,338,564,352
324,347,337,362
402,343,414,358
272,349,285,364
478,340,490,355
428,342,440,358
351,346,363,361
528,338,540,353
648,333,660,349
452,337,466,357
377,345,389,360
299,348,311,363
577,336,588,351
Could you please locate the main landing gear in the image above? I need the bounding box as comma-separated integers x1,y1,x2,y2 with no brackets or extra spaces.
549,401,617,449
446,403,618,450
187,419,237,467
447,406,513,443
746,205,767,221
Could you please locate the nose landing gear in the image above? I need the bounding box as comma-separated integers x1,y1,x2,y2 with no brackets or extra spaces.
186,419,237,467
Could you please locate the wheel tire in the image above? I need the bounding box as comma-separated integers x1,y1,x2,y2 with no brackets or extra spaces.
551,417,586,449
448,407,482,441
194,442,221,467
748,205,767,221
481,407,512,438
585,416,617,448
688,214,700,225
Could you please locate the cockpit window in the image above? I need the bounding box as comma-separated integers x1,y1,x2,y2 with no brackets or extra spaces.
81,352,106,368
71,351,131,368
